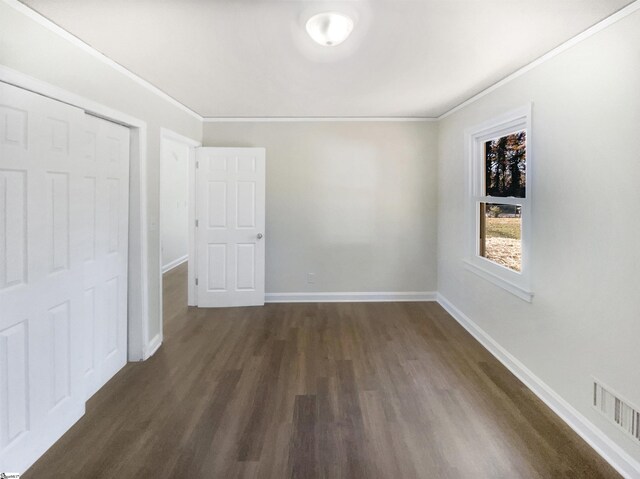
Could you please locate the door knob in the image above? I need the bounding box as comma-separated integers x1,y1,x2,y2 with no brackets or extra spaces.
257,233,263,239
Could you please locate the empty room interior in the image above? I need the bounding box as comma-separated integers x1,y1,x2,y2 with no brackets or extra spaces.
1,0,640,477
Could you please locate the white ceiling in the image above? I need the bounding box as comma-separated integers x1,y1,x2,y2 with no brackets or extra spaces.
21,0,633,118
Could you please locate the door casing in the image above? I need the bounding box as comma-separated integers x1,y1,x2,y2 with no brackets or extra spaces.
159,128,201,330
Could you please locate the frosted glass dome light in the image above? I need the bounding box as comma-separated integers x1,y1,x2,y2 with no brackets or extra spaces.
305,12,354,46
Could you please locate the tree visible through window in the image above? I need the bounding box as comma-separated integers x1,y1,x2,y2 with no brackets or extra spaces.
466,106,532,300
480,131,526,271
485,131,526,197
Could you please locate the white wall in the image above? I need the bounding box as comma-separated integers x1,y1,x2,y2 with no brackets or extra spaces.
203,121,439,294
437,9,640,465
0,1,202,345
161,138,189,271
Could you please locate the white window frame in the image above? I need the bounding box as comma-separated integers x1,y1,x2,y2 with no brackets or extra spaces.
464,104,533,302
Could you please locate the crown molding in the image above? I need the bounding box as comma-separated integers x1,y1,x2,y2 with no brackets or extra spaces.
160,127,201,147
437,0,640,120
4,0,203,121
7,0,639,125
202,117,437,122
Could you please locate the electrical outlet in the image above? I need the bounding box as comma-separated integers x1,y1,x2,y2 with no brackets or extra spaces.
307,273,316,284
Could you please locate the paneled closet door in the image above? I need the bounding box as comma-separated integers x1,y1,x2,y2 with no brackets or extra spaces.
0,82,130,477
0,81,86,473
81,115,129,401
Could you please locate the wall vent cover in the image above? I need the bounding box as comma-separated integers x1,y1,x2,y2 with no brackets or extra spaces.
593,380,640,443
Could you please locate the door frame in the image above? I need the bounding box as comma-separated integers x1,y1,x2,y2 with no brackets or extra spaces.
159,129,201,329
0,65,154,361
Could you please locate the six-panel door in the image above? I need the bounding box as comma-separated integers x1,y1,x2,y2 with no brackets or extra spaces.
0,82,130,473
196,148,266,307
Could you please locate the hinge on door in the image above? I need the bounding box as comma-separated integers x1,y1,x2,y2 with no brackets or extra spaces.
196,161,200,169
195,219,199,227
195,278,199,286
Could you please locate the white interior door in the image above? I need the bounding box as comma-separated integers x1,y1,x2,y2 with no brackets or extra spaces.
0,81,85,473
195,147,265,307
80,115,129,400
0,82,129,473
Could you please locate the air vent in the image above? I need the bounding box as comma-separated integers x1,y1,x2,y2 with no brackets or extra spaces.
593,381,640,442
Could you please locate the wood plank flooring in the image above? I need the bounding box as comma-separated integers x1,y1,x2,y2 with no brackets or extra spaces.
162,261,189,325
24,265,620,478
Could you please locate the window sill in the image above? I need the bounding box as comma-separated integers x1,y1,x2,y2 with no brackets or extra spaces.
463,260,534,302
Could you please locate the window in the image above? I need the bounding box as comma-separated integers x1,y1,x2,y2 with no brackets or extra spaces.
465,105,532,301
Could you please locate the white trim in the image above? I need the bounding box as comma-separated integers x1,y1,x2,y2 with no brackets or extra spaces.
0,64,152,362
162,255,188,273
160,127,201,147
2,0,202,121
463,260,534,302
0,65,143,128
188,146,198,307
438,1,640,120
128,126,150,362
202,117,437,122
436,294,640,479
144,333,162,360
159,128,201,308
265,292,437,303
6,0,639,124
465,104,533,300
158,132,194,349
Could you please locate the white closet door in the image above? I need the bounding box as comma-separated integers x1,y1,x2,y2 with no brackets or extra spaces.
0,82,129,473
0,81,86,473
196,147,265,307
81,115,129,400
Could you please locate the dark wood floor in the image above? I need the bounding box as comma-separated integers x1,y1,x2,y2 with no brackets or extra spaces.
24,265,620,478
162,261,189,325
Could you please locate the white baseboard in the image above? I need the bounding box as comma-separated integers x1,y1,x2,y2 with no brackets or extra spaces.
162,255,188,273
143,333,162,360
265,291,436,303
436,293,640,479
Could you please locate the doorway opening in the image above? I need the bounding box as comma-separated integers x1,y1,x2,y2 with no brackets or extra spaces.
159,129,200,332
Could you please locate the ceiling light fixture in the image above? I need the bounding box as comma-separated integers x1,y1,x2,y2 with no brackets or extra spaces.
305,12,354,46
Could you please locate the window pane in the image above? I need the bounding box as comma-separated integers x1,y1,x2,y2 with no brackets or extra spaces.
484,130,526,198
479,203,521,272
